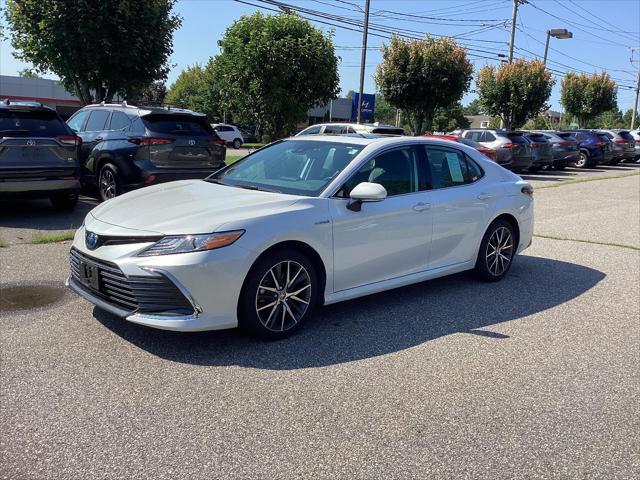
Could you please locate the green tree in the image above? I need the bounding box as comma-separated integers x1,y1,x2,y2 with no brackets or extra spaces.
587,108,625,129
134,81,167,106
373,94,397,125
622,108,639,128
522,114,552,130
18,68,39,78
214,12,339,139
560,72,617,128
375,36,473,134
476,59,554,130
165,64,207,110
5,0,181,105
431,102,470,132
462,98,482,116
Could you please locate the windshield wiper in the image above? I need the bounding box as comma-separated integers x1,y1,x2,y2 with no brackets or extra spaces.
236,183,281,193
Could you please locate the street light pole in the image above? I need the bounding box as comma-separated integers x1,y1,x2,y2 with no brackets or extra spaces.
543,31,551,65
356,0,371,124
543,29,573,65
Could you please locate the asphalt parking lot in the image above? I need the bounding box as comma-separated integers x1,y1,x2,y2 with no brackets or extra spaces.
1,164,639,479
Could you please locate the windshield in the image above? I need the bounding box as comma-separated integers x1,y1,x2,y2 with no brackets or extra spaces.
209,139,365,196
0,110,69,137
142,114,214,136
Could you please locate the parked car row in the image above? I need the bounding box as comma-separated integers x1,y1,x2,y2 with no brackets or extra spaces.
0,100,227,209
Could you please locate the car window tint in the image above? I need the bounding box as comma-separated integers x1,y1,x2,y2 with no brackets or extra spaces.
465,131,482,142
301,125,321,135
323,125,346,134
484,132,496,142
67,110,88,132
109,111,131,131
142,114,213,136
341,147,418,197
424,146,481,189
84,110,110,132
0,109,70,137
130,116,145,134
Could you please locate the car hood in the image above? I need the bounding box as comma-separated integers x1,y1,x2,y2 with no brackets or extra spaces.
89,180,301,235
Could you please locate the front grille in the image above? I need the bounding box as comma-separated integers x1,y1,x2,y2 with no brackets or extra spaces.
70,248,194,315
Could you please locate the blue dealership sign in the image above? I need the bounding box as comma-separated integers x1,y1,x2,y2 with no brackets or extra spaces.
351,93,375,122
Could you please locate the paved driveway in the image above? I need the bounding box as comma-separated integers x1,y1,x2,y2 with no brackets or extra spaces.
1,171,639,479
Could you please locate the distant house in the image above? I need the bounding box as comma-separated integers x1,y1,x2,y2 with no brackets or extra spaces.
466,115,492,128
544,110,563,125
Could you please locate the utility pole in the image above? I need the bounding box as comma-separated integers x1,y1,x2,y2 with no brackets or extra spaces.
356,0,371,124
507,0,524,64
631,48,640,130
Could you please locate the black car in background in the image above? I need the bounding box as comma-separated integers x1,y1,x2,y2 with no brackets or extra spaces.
522,132,553,173
0,100,81,210
67,103,226,201
531,131,580,170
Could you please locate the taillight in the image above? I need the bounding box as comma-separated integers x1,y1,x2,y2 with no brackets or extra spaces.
530,143,541,148
128,137,175,146
558,141,574,146
209,139,226,146
56,135,81,146
614,139,626,144
503,143,516,149
596,141,605,146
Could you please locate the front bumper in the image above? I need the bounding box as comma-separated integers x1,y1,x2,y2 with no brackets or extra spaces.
67,224,253,332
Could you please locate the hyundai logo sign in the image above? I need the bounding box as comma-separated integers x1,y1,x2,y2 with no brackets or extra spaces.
85,231,99,250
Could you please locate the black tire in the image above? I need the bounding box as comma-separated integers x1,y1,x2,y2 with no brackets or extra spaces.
232,138,243,149
474,219,516,282
554,164,566,171
575,151,589,168
528,165,540,174
238,249,318,339
98,163,121,202
50,192,78,210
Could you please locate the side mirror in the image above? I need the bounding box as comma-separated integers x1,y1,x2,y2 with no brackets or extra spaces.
347,182,387,212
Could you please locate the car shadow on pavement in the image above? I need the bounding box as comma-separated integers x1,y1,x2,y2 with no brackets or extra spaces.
0,197,97,231
93,255,605,370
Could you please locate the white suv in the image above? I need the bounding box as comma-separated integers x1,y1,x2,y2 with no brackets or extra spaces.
211,123,244,149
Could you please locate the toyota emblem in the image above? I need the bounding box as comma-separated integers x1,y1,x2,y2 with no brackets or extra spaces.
26,139,36,146
188,140,196,146
85,231,99,250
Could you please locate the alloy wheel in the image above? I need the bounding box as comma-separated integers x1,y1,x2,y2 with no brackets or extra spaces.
100,169,117,199
575,153,588,168
485,226,513,276
255,260,312,332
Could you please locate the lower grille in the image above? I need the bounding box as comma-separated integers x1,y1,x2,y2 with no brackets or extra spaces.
70,248,194,315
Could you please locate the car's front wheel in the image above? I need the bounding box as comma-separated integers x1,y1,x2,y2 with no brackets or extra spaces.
475,219,516,282
239,249,318,339
575,152,589,168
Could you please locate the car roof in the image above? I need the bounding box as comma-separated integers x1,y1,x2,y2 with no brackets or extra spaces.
285,134,472,148
82,102,206,117
0,99,57,112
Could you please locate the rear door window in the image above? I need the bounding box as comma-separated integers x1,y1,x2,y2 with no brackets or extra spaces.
617,131,634,141
84,110,111,132
142,114,213,136
464,131,482,142
109,111,132,131
0,109,70,137
483,132,496,142
423,146,483,189
323,125,347,134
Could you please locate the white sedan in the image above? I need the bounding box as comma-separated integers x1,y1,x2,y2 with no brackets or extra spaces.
67,136,534,338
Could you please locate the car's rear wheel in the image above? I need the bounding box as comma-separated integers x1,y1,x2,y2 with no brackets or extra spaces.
554,163,566,171
98,163,120,201
475,219,516,282
528,165,540,174
239,249,318,339
232,138,242,149
50,192,78,210
575,152,589,168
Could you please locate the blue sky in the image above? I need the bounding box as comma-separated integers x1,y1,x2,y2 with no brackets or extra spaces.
1,0,639,111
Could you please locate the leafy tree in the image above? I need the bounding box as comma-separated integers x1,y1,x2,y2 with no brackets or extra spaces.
165,64,208,110
375,36,473,134
476,59,554,130
462,98,482,116
4,0,182,105
488,116,502,129
522,114,552,130
373,94,397,125
18,68,39,78
587,108,625,129
214,12,339,139
431,102,470,132
135,81,167,106
622,108,639,128
560,72,617,128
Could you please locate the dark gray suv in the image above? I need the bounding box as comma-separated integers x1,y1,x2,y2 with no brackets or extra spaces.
67,103,226,201
0,100,81,210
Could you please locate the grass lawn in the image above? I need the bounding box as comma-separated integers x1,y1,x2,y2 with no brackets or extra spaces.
243,143,265,149
32,230,76,245
225,155,243,165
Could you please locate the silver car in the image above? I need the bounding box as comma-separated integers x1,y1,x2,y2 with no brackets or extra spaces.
461,129,533,171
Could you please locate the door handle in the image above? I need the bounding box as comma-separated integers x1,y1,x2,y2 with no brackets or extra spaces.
477,193,493,200
412,202,431,212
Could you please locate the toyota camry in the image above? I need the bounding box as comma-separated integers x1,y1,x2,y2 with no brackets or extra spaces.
67,135,534,338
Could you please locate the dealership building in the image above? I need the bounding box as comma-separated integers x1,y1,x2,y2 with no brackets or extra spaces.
0,75,81,118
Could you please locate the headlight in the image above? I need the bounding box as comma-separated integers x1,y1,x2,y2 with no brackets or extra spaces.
138,230,244,257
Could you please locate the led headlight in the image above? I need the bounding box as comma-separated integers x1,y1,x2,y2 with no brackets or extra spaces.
138,230,244,257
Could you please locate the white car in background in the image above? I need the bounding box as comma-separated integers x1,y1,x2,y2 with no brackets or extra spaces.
67,136,534,339
211,123,244,149
297,122,405,136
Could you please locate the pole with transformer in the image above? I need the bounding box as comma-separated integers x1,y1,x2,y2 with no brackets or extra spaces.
356,0,371,124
